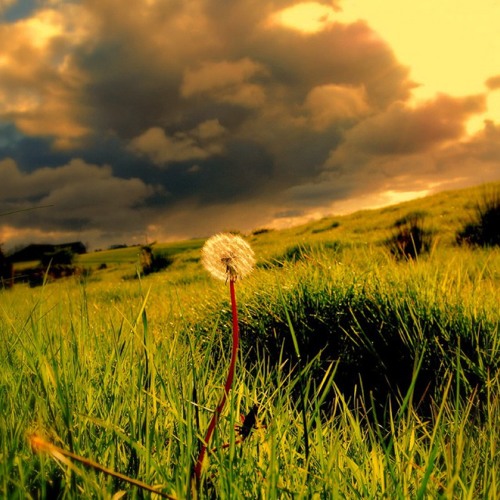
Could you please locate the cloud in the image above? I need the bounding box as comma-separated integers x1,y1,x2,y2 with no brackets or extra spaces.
0,5,91,147
326,94,486,166
486,75,500,91
181,58,267,107
143,198,280,243
267,1,340,34
304,84,370,129
0,158,156,237
0,0,498,248
1,0,412,149
129,119,227,166
283,98,495,210
0,0,17,15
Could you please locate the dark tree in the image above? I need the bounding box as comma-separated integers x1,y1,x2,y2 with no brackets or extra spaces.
0,246,13,289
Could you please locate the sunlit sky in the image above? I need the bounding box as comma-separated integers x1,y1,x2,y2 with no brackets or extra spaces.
1,0,499,250
274,0,500,129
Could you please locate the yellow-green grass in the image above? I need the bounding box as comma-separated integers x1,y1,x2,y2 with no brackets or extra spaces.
1,181,499,498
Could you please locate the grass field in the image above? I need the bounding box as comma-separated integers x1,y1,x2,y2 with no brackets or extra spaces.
1,182,499,498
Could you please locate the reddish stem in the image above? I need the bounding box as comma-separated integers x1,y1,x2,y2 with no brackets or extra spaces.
194,279,239,480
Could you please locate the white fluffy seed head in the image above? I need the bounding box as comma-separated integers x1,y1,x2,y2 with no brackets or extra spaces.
201,233,255,281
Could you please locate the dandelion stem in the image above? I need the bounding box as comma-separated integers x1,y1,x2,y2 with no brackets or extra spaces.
194,279,240,480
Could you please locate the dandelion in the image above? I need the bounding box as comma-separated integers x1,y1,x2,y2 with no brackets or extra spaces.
201,233,255,282
194,233,254,482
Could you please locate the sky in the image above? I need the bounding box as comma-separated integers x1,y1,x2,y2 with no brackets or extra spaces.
1,0,499,251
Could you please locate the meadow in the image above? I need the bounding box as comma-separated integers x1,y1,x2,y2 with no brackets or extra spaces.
1,182,499,498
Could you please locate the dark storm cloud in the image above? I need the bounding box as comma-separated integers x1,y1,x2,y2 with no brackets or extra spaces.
0,158,156,234
0,0,36,21
0,0,497,247
0,124,72,172
283,94,495,209
68,0,415,207
330,94,485,158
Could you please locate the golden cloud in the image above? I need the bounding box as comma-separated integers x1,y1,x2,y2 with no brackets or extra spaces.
486,75,500,91
181,58,268,107
267,2,339,34
0,6,91,147
304,84,371,129
129,120,227,165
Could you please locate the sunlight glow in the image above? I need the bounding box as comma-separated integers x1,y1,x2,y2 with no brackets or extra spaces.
0,225,71,249
269,2,337,33
337,0,500,99
23,12,64,49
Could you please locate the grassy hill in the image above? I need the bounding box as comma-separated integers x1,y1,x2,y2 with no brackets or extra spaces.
74,180,500,280
1,181,499,498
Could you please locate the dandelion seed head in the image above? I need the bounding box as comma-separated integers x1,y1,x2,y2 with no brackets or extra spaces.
202,233,255,281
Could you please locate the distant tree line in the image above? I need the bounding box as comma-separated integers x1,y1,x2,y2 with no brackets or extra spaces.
2,242,86,288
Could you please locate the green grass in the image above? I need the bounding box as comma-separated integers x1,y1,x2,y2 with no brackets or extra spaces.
79,240,205,267
1,182,499,498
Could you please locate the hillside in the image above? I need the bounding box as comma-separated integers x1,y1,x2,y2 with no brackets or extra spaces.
74,180,500,281
1,181,499,498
